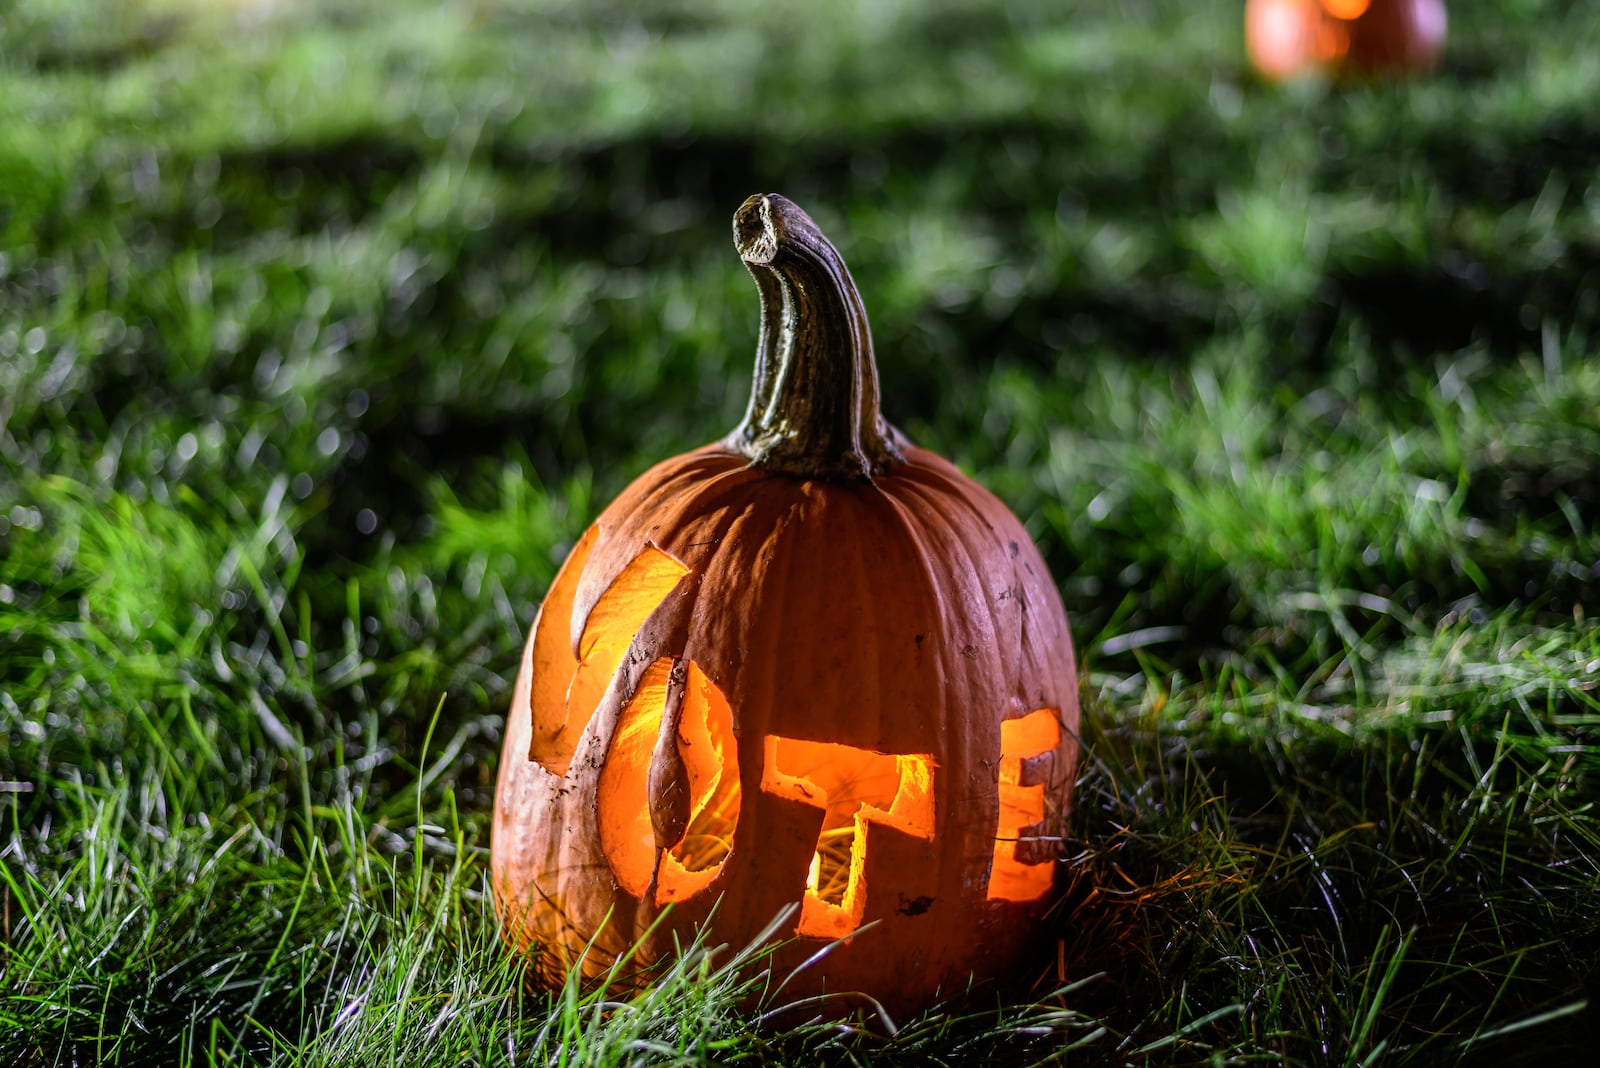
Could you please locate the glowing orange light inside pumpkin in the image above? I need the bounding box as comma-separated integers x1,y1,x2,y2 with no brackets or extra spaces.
987,708,1062,902
600,657,741,904
1321,0,1370,19
527,537,689,775
762,737,935,940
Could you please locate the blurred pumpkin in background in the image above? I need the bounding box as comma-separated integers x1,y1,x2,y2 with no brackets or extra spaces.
1247,0,1448,81
491,194,1081,1017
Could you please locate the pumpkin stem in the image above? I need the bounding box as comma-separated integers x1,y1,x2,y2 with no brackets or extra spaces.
725,194,904,482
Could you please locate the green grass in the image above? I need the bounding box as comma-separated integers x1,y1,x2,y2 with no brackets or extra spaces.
3,0,1598,1063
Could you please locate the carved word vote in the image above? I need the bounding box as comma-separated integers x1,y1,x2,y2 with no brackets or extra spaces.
532,545,1061,934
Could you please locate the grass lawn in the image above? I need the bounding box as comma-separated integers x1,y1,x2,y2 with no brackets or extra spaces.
3,0,1599,1062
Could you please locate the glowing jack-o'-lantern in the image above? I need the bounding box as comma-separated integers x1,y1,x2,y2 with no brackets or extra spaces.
491,194,1080,1015
1246,0,1447,81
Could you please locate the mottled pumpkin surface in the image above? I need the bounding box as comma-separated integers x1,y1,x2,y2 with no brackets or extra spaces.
494,443,1080,1006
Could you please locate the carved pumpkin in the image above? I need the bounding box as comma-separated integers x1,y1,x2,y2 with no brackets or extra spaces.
1246,0,1447,81
491,194,1080,1015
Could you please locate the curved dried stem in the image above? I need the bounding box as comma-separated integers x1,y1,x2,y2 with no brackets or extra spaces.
725,193,903,482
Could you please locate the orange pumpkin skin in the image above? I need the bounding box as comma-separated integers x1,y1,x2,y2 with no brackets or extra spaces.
1246,0,1447,81
491,196,1080,1016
